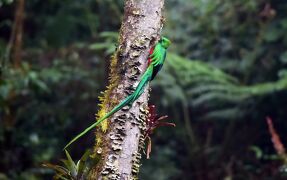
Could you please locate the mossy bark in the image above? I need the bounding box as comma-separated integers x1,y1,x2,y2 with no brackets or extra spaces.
89,0,164,179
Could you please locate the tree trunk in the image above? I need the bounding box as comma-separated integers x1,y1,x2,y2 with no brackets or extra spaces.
89,0,164,179
9,0,25,68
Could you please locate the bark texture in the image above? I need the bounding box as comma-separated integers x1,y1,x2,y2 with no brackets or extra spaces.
89,0,164,179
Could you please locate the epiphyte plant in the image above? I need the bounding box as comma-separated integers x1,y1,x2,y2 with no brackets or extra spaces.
144,105,176,159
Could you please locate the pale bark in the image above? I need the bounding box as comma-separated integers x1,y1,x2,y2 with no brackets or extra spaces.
89,0,164,179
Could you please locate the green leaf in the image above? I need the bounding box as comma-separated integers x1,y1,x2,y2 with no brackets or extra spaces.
64,150,77,177
89,43,110,50
249,146,263,159
76,149,91,178
42,163,69,175
0,83,12,99
99,31,118,39
280,51,287,64
278,69,287,78
54,174,70,180
264,26,282,42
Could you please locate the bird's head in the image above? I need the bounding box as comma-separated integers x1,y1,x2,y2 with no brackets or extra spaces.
160,37,171,49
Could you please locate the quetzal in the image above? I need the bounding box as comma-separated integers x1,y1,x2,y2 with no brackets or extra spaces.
64,37,171,149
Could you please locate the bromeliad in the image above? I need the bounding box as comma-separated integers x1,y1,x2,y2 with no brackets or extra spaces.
144,105,176,159
64,37,171,149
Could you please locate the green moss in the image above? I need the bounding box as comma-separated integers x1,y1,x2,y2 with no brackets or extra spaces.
92,51,121,165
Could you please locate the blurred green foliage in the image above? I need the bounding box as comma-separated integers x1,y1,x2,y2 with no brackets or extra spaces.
1,0,287,179
0,0,14,7
0,57,102,179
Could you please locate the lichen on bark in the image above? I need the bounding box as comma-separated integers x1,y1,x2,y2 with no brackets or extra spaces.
89,0,165,179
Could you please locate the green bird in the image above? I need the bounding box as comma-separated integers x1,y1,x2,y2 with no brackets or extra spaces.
64,37,171,149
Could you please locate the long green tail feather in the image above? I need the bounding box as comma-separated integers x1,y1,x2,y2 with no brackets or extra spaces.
64,37,170,149
64,68,153,149
64,95,133,149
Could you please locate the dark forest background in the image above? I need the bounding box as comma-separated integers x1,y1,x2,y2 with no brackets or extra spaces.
1,0,287,179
